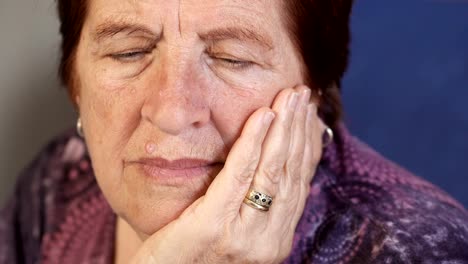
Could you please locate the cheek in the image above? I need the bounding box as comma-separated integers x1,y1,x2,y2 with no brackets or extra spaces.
83,85,138,136
210,84,278,149
78,68,144,168
78,73,148,213
80,65,143,126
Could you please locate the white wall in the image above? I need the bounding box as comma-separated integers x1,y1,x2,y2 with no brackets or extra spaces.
0,0,75,206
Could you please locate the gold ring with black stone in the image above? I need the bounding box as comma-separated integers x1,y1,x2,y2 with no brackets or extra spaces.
243,189,273,211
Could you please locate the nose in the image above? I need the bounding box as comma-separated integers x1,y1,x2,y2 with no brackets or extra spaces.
141,58,211,135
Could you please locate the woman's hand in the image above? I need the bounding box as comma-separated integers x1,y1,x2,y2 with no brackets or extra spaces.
131,86,325,264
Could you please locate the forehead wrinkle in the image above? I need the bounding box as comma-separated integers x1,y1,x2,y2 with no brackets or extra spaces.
179,0,280,49
199,26,274,51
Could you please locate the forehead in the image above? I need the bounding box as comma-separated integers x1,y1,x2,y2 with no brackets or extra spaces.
85,0,285,38
88,0,278,16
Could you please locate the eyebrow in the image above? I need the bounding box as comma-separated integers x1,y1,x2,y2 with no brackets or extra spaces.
199,26,274,50
92,22,274,50
92,22,162,42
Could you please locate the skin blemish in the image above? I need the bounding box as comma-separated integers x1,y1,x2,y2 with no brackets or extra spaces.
145,142,157,154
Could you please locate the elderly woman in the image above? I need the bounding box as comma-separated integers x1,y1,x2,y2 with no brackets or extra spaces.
1,0,468,263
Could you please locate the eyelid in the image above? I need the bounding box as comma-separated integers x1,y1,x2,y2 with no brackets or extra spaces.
108,42,156,62
111,50,149,62
216,57,253,70
209,50,255,68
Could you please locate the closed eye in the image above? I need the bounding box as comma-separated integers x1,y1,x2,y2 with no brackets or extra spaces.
216,57,253,70
111,50,151,62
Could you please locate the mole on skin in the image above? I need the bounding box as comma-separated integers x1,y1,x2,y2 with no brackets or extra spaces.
145,142,157,154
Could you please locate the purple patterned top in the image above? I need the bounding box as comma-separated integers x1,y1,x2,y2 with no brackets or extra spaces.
1,124,467,263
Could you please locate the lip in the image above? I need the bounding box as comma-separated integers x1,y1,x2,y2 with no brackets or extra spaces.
136,157,219,169
128,157,224,184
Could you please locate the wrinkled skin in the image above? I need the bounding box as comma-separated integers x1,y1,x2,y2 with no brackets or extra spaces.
74,0,324,262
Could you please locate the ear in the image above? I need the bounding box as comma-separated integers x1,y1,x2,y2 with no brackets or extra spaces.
75,95,81,107
74,95,81,113
316,81,338,106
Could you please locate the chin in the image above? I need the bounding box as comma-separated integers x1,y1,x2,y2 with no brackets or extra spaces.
124,196,198,238
112,167,217,238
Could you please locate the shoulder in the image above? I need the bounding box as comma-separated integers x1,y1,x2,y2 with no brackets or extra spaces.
322,125,467,214
12,128,96,214
290,125,468,263
0,128,100,263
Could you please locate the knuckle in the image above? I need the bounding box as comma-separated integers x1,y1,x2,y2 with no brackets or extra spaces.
285,160,301,178
244,156,260,173
259,165,282,184
233,157,259,185
291,148,304,162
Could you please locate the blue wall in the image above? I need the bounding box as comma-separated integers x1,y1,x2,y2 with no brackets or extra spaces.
342,0,468,207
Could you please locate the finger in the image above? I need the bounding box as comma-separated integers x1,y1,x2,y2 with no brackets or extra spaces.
268,87,310,225
304,104,324,183
290,104,324,229
240,89,299,219
280,87,310,192
291,105,327,233
204,108,276,216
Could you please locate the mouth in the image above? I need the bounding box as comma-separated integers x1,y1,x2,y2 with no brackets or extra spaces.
127,157,224,183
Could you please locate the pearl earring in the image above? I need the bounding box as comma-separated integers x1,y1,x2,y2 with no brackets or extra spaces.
76,118,84,137
323,127,334,147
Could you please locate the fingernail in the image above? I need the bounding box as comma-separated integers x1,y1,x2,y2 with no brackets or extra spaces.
263,111,276,124
288,92,299,109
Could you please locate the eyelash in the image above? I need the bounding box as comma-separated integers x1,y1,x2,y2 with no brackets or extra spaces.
216,57,253,70
109,50,254,71
213,56,254,71
110,50,152,62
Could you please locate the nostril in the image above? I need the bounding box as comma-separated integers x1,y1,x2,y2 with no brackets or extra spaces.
193,120,206,129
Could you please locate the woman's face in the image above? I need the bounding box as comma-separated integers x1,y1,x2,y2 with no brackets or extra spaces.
75,0,305,237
